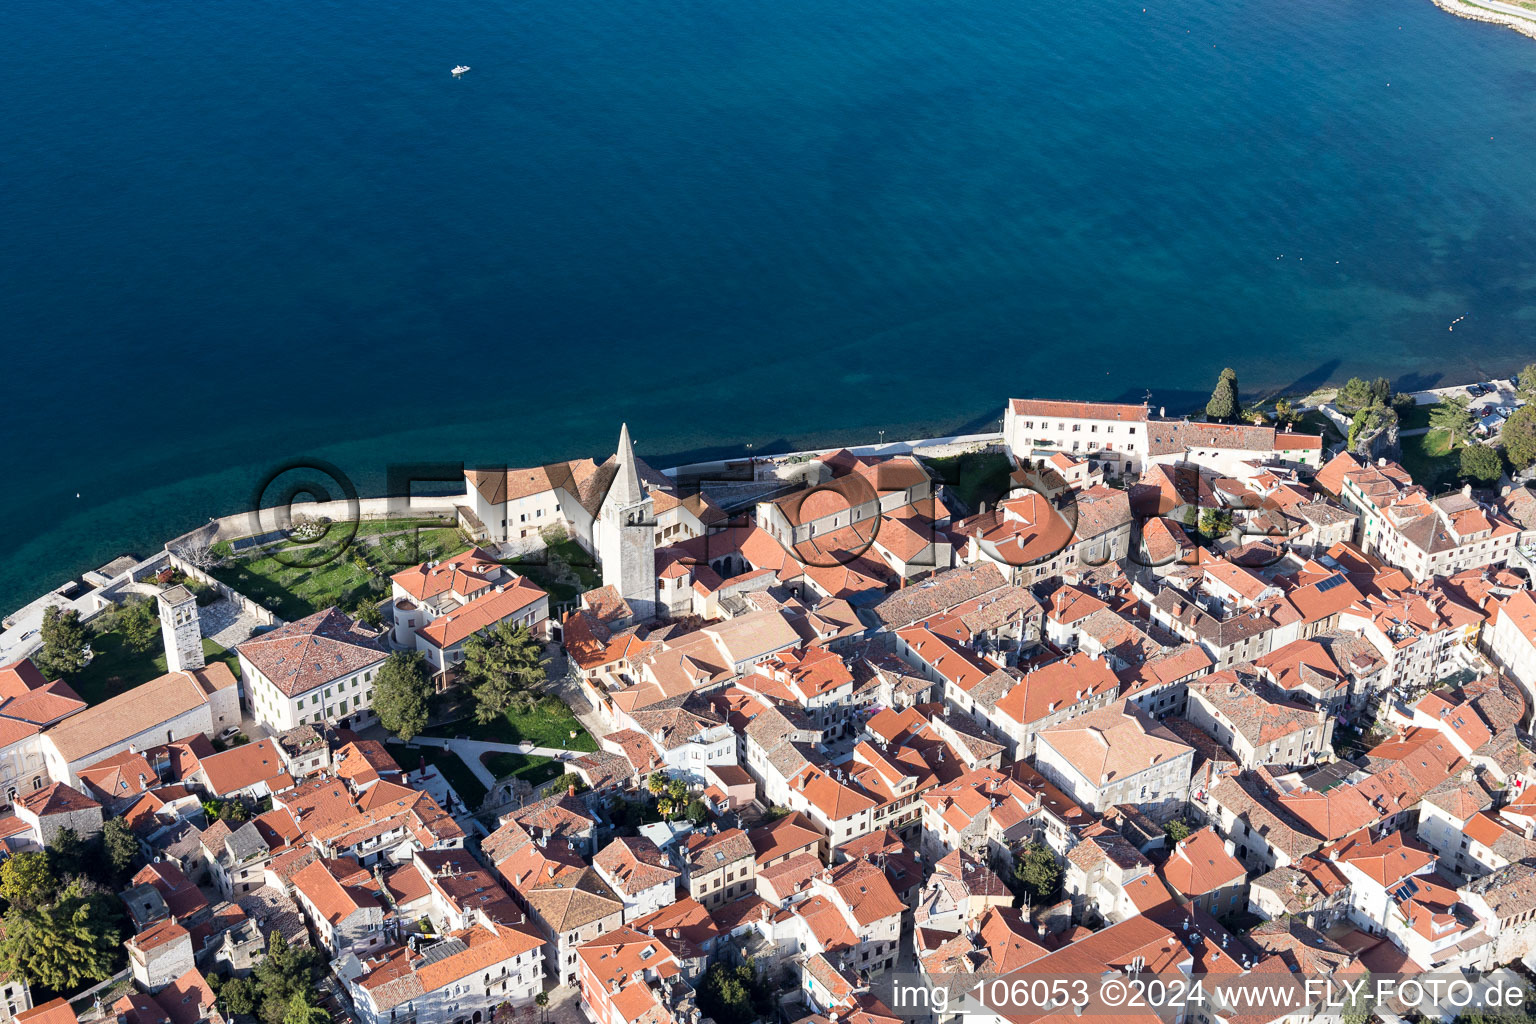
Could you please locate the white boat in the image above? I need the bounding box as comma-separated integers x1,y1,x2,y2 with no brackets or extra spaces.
452,65,470,75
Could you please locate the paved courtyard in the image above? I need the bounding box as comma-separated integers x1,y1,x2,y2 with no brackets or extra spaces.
200,597,260,648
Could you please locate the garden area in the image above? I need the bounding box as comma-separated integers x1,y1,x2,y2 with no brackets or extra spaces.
1398,427,1460,493
73,633,239,706
1331,720,1389,761
60,595,242,706
481,751,564,789
425,693,597,751
207,517,468,622
921,450,1013,514
384,742,488,809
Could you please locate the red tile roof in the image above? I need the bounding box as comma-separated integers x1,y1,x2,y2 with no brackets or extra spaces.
197,738,291,796
1159,827,1245,897
415,577,548,651
15,999,79,1024
236,607,388,697
1010,399,1149,422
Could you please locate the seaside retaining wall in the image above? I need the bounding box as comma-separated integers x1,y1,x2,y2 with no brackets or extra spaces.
661,430,1004,480
1430,0,1536,39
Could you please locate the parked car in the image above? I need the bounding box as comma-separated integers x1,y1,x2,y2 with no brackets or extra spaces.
218,725,241,742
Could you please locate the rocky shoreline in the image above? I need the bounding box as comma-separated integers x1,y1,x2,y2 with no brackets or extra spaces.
1430,0,1536,40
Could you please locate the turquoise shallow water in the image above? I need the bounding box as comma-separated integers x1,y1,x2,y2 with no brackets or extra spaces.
2,0,1536,612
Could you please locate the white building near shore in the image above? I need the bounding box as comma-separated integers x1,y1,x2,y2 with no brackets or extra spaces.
1004,398,1151,478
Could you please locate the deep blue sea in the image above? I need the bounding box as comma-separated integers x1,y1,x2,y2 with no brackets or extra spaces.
3,0,1536,613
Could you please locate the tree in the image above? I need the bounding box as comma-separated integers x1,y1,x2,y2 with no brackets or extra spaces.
647,773,667,797
48,828,86,880
1274,397,1298,427
221,976,260,1017
667,779,688,804
463,622,547,724
254,932,325,1024
35,607,88,678
1163,819,1191,844
535,993,549,1010
282,994,331,1024
1341,971,1372,1024
697,960,774,1024
0,879,122,991
1348,403,1398,455
698,963,753,1024
1336,377,1374,412
1198,508,1233,540
686,799,709,825
102,817,140,878
1011,842,1060,902
1206,368,1239,422
171,537,220,569
0,852,57,912
1504,406,1536,470
1369,377,1394,407
119,599,160,653
1518,365,1536,402
352,601,383,629
1430,395,1476,447
373,651,432,741
1460,444,1502,485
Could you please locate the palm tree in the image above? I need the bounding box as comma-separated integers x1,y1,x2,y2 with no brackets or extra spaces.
647,773,666,797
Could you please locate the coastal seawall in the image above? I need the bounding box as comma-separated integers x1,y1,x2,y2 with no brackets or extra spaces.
1429,0,1536,39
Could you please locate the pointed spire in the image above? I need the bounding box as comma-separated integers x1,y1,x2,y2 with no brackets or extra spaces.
611,422,644,508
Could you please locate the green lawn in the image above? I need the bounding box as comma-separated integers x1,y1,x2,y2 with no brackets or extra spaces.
1398,402,1434,431
1399,428,1460,493
208,518,468,621
71,631,239,706
425,696,597,751
921,451,1013,514
481,751,565,789
385,742,488,809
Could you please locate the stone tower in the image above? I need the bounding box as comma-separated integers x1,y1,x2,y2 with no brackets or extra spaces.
158,584,205,673
596,423,657,620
